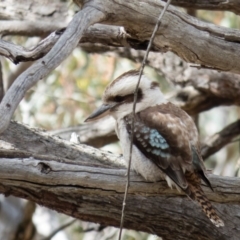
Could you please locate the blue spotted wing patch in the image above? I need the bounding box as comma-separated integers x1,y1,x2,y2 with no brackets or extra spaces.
124,116,170,158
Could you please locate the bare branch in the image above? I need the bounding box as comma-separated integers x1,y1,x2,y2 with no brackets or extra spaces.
0,121,239,240
0,60,4,101
50,116,117,148
0,20,66,37
1,0,239,26
201,120,240,160
0,121,124,168
1,2,240,73
75,1,240,74
0,7,105,133
42,219,77,240
0,30,63,64
165,0,240,14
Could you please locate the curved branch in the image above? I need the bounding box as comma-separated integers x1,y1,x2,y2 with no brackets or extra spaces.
1,2,240,73
0,121,239,240
0,7,105,133
0,20,65,37
201,120,240,159
81,1,240,74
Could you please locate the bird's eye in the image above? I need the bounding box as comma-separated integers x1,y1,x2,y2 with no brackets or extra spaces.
114,95,125,102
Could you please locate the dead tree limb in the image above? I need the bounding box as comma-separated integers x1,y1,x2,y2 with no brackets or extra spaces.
165,0,240,14
201,120,240,159
0,7,105,133
0,20,66,37
0,121,239,240
1,7,240,75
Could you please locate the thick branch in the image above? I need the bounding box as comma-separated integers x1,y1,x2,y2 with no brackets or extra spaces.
1,2,240,73
0,20,65,37
0,61,4,101
1,0,239,25
64,1,240,74
50,116,117,148
0,121,239,239
165,0,240,14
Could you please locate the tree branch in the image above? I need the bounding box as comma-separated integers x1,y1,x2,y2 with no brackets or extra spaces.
1,0,239,26
0,7,105,133
0,121,239,240
201,120,240,159
165,0,240,14
0,20,66,37
0,60,4,101
1,2,240,72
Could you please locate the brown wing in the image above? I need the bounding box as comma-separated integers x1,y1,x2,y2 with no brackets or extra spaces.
124,103,198,190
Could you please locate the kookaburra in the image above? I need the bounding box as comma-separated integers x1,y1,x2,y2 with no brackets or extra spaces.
85,70,224,227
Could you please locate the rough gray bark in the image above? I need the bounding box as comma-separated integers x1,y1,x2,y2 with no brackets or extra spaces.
0,121,240,240
2,4,240,73
164,0,240,14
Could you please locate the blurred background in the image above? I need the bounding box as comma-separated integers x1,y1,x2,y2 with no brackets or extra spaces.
0,1,240,240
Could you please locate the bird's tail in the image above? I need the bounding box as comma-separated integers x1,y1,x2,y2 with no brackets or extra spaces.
187,183,224,227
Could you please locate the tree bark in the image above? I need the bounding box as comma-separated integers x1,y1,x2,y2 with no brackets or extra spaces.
164,0,240,14
0,121,239,240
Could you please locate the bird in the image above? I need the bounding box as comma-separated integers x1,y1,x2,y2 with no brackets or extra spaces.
85,69,224,227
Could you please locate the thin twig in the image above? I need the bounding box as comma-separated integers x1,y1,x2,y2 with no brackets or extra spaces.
42,220,105,240
41,219,77,240
0,60,4,101
118,1,172,239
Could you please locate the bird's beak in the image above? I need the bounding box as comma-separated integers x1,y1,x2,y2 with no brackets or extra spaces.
84,103,115,122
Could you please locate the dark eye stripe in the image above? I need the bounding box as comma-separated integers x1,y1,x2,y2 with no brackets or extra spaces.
114,95,125,102
106,89,143,103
